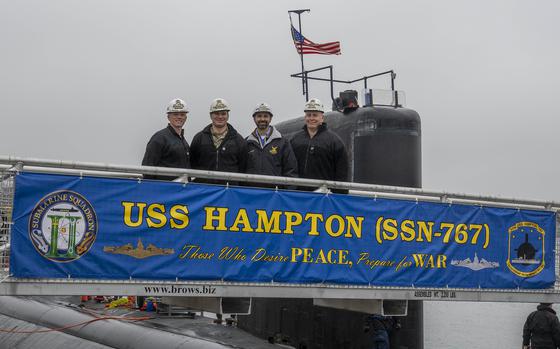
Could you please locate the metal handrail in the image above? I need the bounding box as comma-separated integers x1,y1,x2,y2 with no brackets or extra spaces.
290,66,399,106
1,155,558,211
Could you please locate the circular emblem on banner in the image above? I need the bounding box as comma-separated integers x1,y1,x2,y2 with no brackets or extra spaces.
29,190,97,262
506,221,546,278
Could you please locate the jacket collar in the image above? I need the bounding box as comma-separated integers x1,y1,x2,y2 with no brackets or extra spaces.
202,123,238,139
537,304,557,314
246,126,282,146
166,124,184,138
302,123,328,137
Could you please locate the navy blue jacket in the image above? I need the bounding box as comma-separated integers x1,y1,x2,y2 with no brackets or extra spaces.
246,126,298,178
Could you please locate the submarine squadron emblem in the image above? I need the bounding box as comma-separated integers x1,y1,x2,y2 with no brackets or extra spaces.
29,190,97,262
506,221,545,277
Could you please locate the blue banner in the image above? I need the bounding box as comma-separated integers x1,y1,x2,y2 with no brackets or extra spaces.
10,172,557,289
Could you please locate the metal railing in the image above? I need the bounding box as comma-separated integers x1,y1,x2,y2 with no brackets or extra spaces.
0,155,559,302
2,155,558,210
0,167,13,281
290,66,403,108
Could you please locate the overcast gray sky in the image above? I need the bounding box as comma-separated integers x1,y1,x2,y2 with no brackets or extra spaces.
1,0,559,202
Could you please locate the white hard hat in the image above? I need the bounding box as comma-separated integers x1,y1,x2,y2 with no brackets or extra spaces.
304,98,324,113
167,98,188,114
252,102,273,117
209,98,230,113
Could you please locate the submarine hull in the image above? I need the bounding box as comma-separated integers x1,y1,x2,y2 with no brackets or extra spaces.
238,105,423,349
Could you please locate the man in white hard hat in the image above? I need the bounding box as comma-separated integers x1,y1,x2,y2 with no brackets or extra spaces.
142,98,191,180
190,98,247,184
245,102,297,187
290,98,349,193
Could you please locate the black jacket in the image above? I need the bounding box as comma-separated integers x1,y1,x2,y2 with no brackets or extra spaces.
523,304,560,349
365,315,399,333
190,123,248,184
290,123,349,192
141,125,190,180
246,126,298,180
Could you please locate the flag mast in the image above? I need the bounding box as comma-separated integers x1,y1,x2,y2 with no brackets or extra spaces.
289,9,310,101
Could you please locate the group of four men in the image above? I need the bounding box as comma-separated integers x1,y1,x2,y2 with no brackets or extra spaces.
142,97,349,189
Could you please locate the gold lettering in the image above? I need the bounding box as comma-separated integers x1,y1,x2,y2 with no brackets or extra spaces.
122,201,147,227
203,207,228,231
230,209,254,232
302,248,313,263
325,215,345,237
315,249,327,264
305,213,324,236
255,210,282,233
401,219,415,242
382,218,398,241
345,216,363,238
284,212,303,234
291,247,303,262
146,203,167,228
170,205,189,229
417,221,434,242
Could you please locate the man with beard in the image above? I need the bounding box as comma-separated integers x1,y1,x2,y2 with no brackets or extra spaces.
245,102,297,187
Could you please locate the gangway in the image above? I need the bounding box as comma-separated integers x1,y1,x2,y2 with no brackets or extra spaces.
0,155,559,304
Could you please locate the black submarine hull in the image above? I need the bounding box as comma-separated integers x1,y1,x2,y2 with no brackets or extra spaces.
238,105,423,349
276,106,421,188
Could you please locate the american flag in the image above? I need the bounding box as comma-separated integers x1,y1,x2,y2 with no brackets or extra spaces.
291,26,341,55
